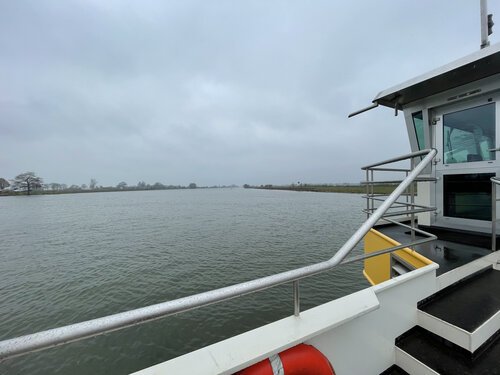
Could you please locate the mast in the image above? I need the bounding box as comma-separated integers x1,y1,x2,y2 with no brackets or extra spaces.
480,0,494,49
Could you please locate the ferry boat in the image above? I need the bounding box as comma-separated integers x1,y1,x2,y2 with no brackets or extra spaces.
1,2,500,374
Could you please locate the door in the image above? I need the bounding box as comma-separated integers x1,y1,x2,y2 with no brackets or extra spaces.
431,97,498,232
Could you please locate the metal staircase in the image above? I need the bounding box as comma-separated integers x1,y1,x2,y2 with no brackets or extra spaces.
393,267,500,374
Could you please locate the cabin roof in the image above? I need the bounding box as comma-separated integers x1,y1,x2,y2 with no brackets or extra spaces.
374,43,500,108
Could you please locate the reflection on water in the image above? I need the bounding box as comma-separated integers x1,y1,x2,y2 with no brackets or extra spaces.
0,189,367,374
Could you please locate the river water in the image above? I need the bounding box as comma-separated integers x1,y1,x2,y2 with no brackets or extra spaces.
0,188,368,374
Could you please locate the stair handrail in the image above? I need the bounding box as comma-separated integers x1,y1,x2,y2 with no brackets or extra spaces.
361,149,432,170
0,148,437,361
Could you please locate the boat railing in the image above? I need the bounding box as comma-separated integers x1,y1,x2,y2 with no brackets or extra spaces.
361,149,437,249
491,177,500,250
0,149,438,362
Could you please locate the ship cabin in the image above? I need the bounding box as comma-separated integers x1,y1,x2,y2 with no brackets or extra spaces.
363,42,500,285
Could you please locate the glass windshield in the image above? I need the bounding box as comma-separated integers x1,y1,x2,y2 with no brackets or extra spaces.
443,103,495,164
412,111,424,150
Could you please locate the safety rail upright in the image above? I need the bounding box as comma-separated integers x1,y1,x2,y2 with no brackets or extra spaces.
0,149,438,362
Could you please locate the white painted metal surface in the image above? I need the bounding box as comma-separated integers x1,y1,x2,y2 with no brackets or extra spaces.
418,298,500,353
131,288,380,375
395,347,439,375
472,310,500,352
417,310,471,350
415,181,431,226
373,42,500,106
134,264,439,375
437,251,499,291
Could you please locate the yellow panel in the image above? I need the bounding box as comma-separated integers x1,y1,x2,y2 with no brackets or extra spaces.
364,230,391,285
363,269,376,286
363,228,433,285
394,248,431,269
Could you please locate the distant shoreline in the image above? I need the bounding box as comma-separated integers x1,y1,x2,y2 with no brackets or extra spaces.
0,186,237,197
1,184,398,196
247,184,396,194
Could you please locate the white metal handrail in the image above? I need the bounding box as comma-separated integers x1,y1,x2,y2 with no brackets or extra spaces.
0,149,437,361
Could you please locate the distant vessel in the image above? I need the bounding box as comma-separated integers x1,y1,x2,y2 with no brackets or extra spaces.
1,2,500,374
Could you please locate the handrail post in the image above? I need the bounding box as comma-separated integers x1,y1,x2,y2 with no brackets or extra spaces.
405,170,409,217
410,158,416,248
293,281,300,316
366,169,370,219
370,169,374,216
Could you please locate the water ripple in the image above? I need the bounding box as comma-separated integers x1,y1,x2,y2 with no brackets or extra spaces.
0,189,367,374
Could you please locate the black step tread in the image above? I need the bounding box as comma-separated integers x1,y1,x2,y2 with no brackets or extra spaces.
420,268,500,332
396,326,500,374
379,364,409,375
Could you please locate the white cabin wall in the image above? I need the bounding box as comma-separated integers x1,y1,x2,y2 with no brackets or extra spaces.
131,265,438,375
306,264,438,375
416,181,431,226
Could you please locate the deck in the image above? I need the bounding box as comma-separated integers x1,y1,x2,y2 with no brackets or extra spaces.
377,224,492,275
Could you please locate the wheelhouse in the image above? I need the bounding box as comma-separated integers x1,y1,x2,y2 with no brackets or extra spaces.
363,43,500,284
379,44,500,231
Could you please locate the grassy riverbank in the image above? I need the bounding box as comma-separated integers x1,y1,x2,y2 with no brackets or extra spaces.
249,184,397,194
0,186,236,197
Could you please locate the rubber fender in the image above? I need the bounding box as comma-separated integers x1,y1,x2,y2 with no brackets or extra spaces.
236,343,335,375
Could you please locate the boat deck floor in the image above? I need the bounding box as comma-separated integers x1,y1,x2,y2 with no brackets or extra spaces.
419,268,500,332
396,326,500,375
376,225,491,276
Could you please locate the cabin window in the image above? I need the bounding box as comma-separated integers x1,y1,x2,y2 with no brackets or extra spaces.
443,103,495,164
412,111,425,150
443,173,494,221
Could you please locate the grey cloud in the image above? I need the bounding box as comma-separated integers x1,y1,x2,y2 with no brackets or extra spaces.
0,0,498,186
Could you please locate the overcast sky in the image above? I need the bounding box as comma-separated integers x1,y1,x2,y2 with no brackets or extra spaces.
1,1,499,186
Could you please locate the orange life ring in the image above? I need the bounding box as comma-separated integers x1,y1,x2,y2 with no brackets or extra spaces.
236,343,335,375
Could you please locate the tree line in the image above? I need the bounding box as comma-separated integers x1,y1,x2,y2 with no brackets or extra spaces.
0,172,202,195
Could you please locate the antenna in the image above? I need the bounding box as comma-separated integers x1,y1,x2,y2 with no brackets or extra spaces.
480,0,494,49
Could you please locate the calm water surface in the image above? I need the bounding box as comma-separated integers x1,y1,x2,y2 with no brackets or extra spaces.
0,189,367,374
